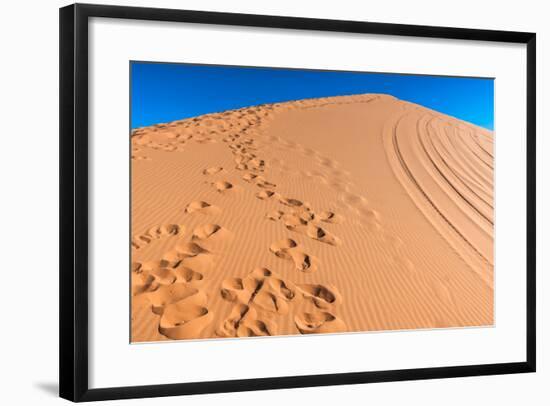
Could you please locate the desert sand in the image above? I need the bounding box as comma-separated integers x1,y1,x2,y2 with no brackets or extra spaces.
130,93,494,342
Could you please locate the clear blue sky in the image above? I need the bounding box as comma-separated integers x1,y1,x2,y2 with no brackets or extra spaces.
131,62,494,130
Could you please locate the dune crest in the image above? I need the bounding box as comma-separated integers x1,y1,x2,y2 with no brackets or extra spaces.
131,93,493,342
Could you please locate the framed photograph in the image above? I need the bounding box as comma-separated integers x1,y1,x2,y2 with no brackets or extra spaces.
59,3,536,402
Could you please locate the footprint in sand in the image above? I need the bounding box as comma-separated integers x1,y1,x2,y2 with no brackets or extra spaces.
192,223,227,240
256,179,276,189
297,283,342,309
173,241,210,258
256,190,280,200
145,265,177,286
342,192,369,207
191,224,232,251
244,158,266,172
131,224,184,250
316,156,340,170
155,287,214,340
161,144,178,152
269,238,319,273
236,313,277,337
132,155,151,161
327,179,351,193
306,224,341,246
202,166,224,175
356,207,382,230
279,197,309,209
265,210,284,221
228,143,245,152
242,173,259,182
294,311,347,334
147,284,203,315
212,181,234,193
318,210,345,224
147,224,183,239
194,137,217,144
132,235,153,250
172,266,204,283
242,173,277,188
185,200,220,215
131,268,159,296
159,301,213,339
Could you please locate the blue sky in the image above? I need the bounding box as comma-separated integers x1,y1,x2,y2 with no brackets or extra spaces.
131,62,494,130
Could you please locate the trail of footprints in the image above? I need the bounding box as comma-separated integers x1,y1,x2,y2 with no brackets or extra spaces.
132,207,347,338
264,199,343,247
185,200,220,215
258,128,382,230
132,97,394,340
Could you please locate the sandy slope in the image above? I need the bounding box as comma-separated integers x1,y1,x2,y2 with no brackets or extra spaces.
130,94,494,342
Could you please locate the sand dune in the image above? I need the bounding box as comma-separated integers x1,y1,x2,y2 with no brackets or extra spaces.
131,93,494,342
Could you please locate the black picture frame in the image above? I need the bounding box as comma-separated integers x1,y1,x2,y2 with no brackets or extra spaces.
59,3,536,402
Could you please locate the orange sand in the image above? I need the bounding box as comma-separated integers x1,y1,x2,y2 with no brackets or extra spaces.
130,94,494,342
